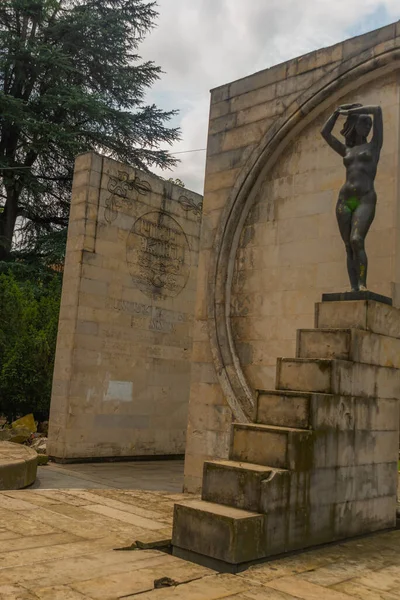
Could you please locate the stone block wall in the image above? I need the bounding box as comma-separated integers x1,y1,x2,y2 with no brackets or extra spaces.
232,74,399,392
48,153,202,460
184,22,400,492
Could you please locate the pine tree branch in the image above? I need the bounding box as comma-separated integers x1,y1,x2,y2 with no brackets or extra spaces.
0,0,180,256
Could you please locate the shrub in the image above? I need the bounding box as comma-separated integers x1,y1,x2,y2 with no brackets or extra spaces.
0,270,61,422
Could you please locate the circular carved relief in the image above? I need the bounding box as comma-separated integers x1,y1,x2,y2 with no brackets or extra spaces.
126,211,191,299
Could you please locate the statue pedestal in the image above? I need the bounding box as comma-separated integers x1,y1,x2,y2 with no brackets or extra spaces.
322,290,392,306
172,297,400,572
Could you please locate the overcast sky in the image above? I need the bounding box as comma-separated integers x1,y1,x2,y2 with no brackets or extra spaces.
141,1,400,194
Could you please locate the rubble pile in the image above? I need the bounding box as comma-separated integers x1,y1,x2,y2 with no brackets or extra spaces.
0,413,49,464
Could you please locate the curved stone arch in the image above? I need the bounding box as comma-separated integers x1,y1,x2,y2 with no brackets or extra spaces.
208,45,400,424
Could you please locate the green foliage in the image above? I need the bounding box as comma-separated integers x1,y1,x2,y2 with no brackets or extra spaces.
13,228,67,271
168,177,185,188
0,267,61,421
0,0,180,258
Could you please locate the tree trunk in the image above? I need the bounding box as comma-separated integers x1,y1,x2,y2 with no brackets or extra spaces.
0,186,19,261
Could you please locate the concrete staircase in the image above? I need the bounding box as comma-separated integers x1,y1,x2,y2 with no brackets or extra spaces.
172,299,400,572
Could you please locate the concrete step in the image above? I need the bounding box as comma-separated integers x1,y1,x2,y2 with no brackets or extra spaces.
297,329,350,361
315,300,400,338
276,358,400,398
172,499,265,565
256,390,311,428
257,391,398,435
297,328,400,369
172,491,397,572
202,459,288,512
230,423,313,470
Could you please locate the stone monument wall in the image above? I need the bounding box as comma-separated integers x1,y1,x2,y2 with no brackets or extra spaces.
184,23,400,492
233,74,398,392
48,153,202,460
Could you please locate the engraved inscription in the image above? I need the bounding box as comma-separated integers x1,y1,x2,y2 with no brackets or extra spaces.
149,317,175,334
126,211,191,299
104,172,151,224
106,297,186,333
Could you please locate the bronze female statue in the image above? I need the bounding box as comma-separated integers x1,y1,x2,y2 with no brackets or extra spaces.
321,103,383,292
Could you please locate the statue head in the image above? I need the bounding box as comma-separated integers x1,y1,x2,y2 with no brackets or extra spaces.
341,114,372,147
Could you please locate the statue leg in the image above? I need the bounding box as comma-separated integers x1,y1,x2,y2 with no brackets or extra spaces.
350,196,376,290
336,199,359,291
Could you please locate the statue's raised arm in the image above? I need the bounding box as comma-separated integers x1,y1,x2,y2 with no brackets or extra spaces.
338,104,383,155
321,104,362,157
321,109,345,157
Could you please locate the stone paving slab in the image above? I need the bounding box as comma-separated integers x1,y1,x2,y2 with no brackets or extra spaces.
1,489,400,599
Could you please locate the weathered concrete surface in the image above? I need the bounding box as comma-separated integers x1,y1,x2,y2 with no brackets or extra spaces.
230,424,313,470
184,22,400,493
32,459,184,492
173,298,400,570
257,392,398,432
0,442,37,490
297,327,400,368
315,300,400,338
48,153,203,461
257,391,311,428
3,488,400,599
202,460,278,511
173,500,266,564
276,358,400,398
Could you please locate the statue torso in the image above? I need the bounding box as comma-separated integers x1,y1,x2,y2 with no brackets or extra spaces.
341,143,378,197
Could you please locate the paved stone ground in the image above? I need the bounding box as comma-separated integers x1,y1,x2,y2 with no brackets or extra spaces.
31,460,184,492
1,487,400,599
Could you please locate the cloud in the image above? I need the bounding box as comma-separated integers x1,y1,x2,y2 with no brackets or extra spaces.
140,1,400,193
